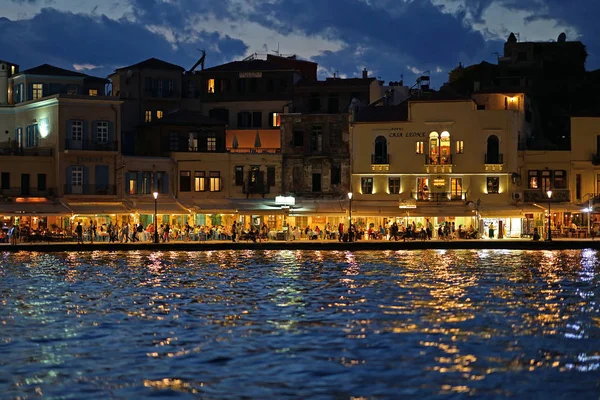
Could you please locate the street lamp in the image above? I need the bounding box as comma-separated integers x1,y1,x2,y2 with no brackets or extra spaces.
153,192,159,244
347,192,353,226
583,203,592,238
546,190,552,241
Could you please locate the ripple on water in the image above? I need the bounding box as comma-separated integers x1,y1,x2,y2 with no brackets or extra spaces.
0,249,599,398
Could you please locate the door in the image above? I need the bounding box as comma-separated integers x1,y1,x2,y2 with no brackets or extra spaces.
71,120,83,150
95,165,109,194
72,166,83,194
21,173,30,196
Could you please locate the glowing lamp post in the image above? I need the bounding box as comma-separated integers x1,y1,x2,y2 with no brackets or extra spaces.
546,190,552,241
348,192,353,226
153,192,159,244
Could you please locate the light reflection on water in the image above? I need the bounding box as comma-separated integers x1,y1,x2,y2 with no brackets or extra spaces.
0,249,599,398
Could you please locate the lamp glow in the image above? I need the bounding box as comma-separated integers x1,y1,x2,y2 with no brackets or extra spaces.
39,120,49,138
153,192,159,200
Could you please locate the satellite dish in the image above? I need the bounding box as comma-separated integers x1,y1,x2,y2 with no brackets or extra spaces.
126,69,133,78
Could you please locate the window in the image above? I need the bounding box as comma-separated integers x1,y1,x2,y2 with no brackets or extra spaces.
32,83,43,100
72,120,83,141
219,79,229,93
576,174,582,200
309,93,321,112
249,78,258,93
487,177,499,194
194,171,205,192
455,140,464,154
235,166,244,186
157,110,163,119
327,93,339,113
188,81,196,97
89,89,98,96
145,110,152,123
144,77,152,90
416,141,424,154
541,170,551,191
238,112,252,128
374,136,387,163
293,166,302,187
331,164,341,185
293,130,304,147
209,171,221,192
267,166,275,186
72,166,83,187
312,173,322,192
67,85,78,95
180,171,191,192
96,121,108,143
451,178,463,199
207,78,215,93
37,174,46,191
310,125,323,152
207,135,216,151
269,112,281,128
128,173,136,195
361,177,373,194
553,170,567,189
169,132,179,151
389,178,401,194
168,80,174,93
188,133,198,151
0,172,9,189
252,112,262,128
528,170,539,189
155,171,167,194
142,172,152,194
279,78,288,92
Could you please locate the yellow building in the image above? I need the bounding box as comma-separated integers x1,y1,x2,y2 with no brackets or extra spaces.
350,91,530,238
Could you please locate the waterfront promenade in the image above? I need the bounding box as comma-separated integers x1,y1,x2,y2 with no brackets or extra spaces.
2,238,600,252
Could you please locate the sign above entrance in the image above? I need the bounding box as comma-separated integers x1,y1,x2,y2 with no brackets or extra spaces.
399,199,417,209
373,128,426,138
275,196,295,206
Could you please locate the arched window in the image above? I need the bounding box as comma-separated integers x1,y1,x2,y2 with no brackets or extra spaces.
486,135,500,164
429,132,439,164
374,136,388,163
440,131,451,164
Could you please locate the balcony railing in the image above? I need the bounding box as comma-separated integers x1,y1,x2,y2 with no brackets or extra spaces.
371,154,390,164
412,191,464,202
229,147,281,154
65,140,118,151
0,147,53,156
0,188,55,197
485,153,504,164
424,154,452,165
524,189,570,203
64,185,116,195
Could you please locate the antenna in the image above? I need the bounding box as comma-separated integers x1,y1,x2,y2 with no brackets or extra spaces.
189,49,206,72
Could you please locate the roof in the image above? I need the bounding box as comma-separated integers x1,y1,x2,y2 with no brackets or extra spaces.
473,86,528,95
409,90,472,102
355,102,409,122
17,64,108,82
202,59,297,73
115,57,185,72
296,77,376,88
572,104,600,118
146,110,226,126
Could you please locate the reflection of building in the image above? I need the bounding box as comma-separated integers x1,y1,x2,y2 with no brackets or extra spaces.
350,90,529,237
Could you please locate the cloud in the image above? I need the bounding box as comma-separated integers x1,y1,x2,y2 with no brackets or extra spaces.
73,63,103,72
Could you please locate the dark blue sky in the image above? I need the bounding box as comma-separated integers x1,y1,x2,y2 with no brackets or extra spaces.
2,0,599,87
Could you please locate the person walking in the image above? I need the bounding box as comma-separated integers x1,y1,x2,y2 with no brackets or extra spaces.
75,222,83,244
338,223,344,242
8,225,17,245
231,221,237,242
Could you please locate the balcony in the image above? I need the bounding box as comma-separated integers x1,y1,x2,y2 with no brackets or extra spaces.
592,154,600,166
484,153,504,172
65,140,118,151
524,189,570,203
0,147,53,156
229,147,281,154
64,185,117,195
412,191,464,203
371,154,390,171
424,154,453,174
0,188,55,197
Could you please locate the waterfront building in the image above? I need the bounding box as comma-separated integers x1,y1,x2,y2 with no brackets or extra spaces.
350,89,530,238
0,62,123,234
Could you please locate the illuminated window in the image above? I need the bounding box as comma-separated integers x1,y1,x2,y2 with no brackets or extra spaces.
207,78,215,93
32,83,43,100
209,171,221,192
207,136,216,151
451,178,462,199
128,177,136,195
145,110,152,123
416,141,424,154
96,121,108,143
388,178,400,194
269,112,281,128
541,170,551,191
528,170,539,189
157,110,163,119
455,140,464,154
89,89,98,96
361,177,373,194
554,170,567,189
194,171,205,192
487,177,499,194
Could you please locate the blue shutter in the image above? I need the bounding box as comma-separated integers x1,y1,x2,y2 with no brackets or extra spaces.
91,121,98,142
83,166,89,186
162,79,169,96
25,126,31,147
42,84,49,98
95,165,109,190
34,125,40,147
49,83,61,95
108,121,114,143
162,173,169,194
27,84,33,101
14,85,19,103
83,120,89,143
136,172,143,194
19,84,24,102
14,128,18,147
66,120,73,144
66,166,73,194
125,172,131,195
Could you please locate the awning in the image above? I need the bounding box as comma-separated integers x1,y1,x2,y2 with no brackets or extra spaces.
194,199,237,214
67,202,130,215
289,200,347,216
520,203,586,214
352,201,475,217
0,202,72,216
479,204,524,217
133,201,190,215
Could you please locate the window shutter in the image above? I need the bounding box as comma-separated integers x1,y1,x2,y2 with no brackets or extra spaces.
136,172,143,194
66,166,73,193
66,120,73,141
83,120,89,142
162,173,169,194
237,112,243,127
108,121,115,143
27,84,33,101
43,83,49,98
162,79,169,96
34,125,40,146
14,128,18,147
92,121,98,142
125,172,131,195
83,166,89,187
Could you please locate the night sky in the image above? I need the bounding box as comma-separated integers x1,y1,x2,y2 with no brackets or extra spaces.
2,0,599,87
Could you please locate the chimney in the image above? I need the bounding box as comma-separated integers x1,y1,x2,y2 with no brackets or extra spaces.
362,68,368,79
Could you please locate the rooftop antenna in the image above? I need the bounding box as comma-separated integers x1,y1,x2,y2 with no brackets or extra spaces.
189,49,206,72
